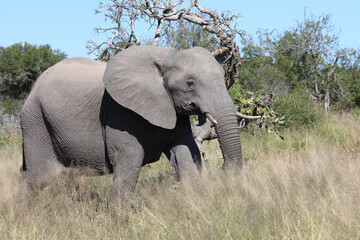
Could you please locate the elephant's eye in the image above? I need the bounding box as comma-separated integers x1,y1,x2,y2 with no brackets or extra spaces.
187,79,195,89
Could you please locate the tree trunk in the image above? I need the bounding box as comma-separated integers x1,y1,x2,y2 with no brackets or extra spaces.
324,87,330,117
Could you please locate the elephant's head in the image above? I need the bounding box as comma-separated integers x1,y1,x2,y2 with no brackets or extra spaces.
103,45,242,168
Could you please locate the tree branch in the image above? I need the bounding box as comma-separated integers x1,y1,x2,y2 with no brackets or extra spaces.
89,0,245,85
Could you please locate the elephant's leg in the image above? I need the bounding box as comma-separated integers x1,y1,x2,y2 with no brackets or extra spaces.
164,131,202,188
194,141,209,177
17,111,65,207
106,128,144,210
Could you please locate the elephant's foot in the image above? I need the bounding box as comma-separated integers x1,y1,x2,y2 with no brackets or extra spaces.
14,181,37,210
109,176,140,214
109,156,143,213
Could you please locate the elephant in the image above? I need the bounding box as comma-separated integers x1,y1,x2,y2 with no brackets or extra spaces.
17,45,243,208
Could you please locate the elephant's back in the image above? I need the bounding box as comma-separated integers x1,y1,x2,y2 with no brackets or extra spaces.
33,57,106,97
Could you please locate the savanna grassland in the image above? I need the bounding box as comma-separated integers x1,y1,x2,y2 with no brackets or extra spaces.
0,113,359,239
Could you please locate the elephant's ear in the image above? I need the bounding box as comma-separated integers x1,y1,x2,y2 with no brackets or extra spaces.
103,45,176,129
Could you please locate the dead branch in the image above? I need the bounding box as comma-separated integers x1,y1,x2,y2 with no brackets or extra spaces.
88,0,245,87
327,56,341,82
192,119,217,145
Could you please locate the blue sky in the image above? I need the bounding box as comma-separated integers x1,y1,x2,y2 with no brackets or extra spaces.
1,0,359,58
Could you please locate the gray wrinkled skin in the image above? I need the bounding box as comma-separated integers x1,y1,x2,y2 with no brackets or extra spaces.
17,45,242,208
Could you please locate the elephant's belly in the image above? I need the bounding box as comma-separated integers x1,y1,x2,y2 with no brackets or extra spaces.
142,147,165,166
142,132,172,166
52,131,110,175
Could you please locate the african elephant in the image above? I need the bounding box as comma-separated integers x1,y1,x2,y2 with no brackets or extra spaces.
17,45,242,207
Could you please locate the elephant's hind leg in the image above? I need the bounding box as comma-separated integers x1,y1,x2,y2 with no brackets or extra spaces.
16,106,65,207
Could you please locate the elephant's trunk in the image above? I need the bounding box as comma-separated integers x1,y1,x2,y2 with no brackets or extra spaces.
211,103,243,170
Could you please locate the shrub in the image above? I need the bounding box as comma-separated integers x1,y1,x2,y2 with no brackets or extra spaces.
274,90,325,127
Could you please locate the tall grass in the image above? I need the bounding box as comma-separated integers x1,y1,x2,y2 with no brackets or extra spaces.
0,113,359,239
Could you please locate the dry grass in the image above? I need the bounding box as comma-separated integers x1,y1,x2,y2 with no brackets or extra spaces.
0,113,360,239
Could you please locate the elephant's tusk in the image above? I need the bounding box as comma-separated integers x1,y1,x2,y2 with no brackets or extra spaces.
206,113,218,125
236,112,261,120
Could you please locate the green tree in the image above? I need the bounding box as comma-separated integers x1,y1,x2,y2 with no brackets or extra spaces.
336,50,360,109
259,11,348,115
238,37,290,96
0,42,66,114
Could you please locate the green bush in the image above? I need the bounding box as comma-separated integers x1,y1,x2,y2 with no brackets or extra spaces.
274,90,325,128
353,93,360,107
0,97,23,116
0,133,21,147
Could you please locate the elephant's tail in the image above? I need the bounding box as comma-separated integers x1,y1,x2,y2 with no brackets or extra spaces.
20,142,26,178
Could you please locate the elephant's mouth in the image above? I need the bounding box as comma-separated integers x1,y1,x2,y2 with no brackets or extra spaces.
174,101,200,116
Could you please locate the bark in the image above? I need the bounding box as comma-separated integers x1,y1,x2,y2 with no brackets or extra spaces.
324,88,330,117
313,72,320,101
306,80,318,101
324,55,342,116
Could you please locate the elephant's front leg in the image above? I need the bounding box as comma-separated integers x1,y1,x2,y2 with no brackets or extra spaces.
164,130,203,188
106,127,144,210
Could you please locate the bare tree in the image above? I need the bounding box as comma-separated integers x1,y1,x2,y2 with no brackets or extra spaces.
87,0,245,89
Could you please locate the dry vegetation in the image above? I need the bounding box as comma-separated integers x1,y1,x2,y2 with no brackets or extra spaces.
0,113,360,239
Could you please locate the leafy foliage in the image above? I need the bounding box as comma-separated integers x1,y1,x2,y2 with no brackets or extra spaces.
257,12,354,115
239,37,291,96
274,90,325,127
229,85,285,137
336,51,360,108
234,11,360,131
0,42,66,114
